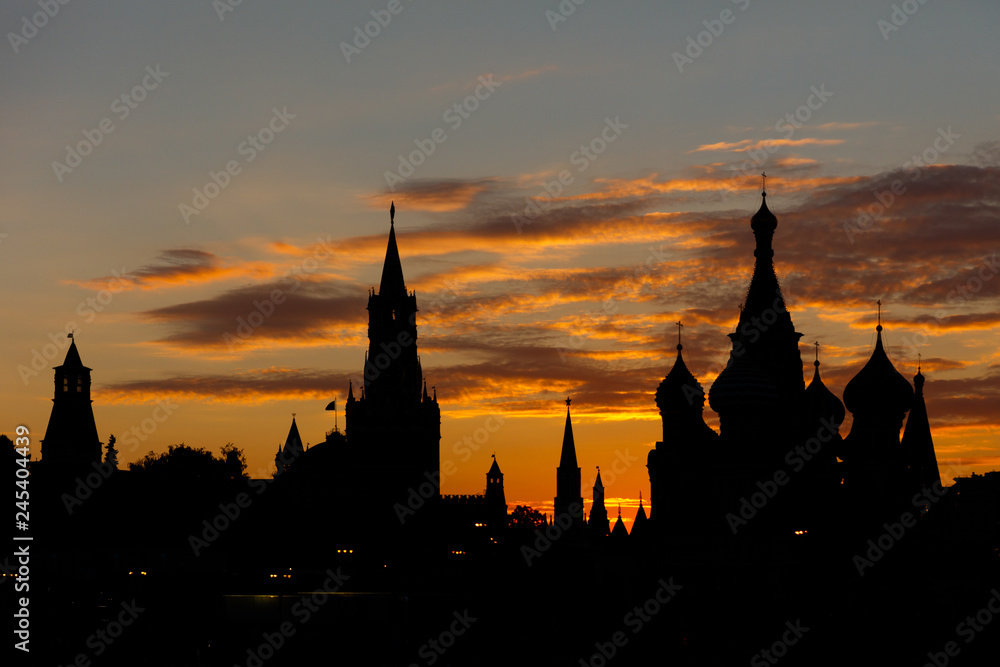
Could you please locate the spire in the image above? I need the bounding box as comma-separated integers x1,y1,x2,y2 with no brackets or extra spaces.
594,466,603,490
379,202,406,298
60,336,87,370
488,453,502,477
631,492,649,539
347,380,354,401
745,179,782,317
559,398,578,469
283,414,304,460
902,366,941,490
611,504,628,540
554,398,584,526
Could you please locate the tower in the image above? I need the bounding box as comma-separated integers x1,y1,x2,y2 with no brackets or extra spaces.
590,467,610,538
485,454,508,531
41,335,101,470
648,322,720,535
344,204,441,524
554,398,583,526
842,308,914,518
709,183,804,445
275,415,304,475
901,364,941,496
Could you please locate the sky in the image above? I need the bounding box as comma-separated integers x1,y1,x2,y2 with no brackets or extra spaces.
3,0,1000,523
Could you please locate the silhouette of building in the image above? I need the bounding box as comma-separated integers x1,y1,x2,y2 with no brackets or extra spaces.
274,415,304,475
554,398,583,526
485,454,508,530
589,467,610,538
440,455,509,545
901,365,942,494
643,185,942,539
630,494,649,544
648,324,721,537
343,203,442,529
40,335,102,472
610,505,628,543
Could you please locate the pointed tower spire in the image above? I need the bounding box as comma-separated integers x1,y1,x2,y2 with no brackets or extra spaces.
559,397,578,469
712,176,804,424
590,466,610,537
902,364,941,492
554,398,583,526
379,202,407,298
41,336,101,469
610,502,628,541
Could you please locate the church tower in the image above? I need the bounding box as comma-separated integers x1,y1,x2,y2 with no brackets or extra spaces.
842,310,914,519
901,364,942,496
710,184,805,449
275,415,304,475
344,203,441,524
554,398,583,526
648,323,720,536
41,335,102,470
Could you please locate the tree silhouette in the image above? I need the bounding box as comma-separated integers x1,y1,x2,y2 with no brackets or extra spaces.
508,504,545,531
104,434,118,470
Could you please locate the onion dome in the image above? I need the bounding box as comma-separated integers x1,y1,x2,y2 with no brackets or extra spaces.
708,352,779,415
750,191,778,236
805,346,846,428
656,343,705,413
843,323,913,419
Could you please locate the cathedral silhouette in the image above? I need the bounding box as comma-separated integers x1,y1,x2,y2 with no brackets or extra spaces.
17,192,999,666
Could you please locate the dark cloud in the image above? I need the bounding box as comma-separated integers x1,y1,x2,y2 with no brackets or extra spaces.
141,280,365,350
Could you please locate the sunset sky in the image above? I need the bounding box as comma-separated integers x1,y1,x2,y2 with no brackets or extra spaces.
4,1,1000,522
